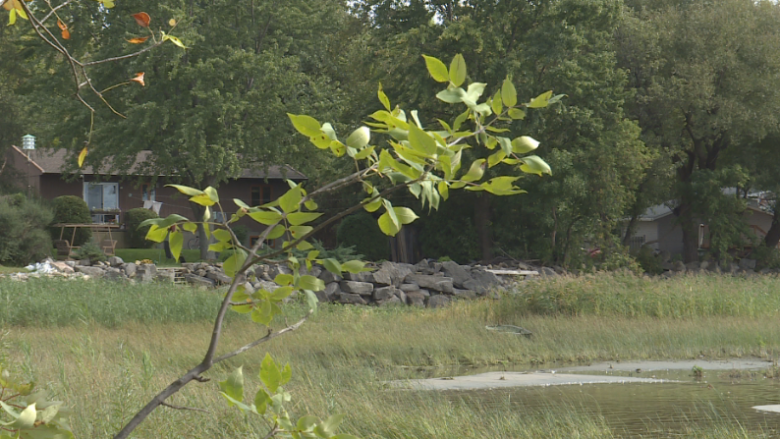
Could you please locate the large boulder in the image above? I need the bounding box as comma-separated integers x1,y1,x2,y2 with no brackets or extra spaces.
373,286,397,302
404,274,453,294
371,261,414,287
74,266,105,278
340,281,374,295
440,261,471,288
462,269,500,294
405,291,426,307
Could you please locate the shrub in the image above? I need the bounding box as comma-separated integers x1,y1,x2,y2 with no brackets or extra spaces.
634,245,664,274
49,195,92,246
125,208,159,248
232,224,250,246
71,238,107,263
0,195,53,265
336,212,388,261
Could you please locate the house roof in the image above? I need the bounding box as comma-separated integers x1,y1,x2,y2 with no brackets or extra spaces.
638,204,675,221
9,146,306,180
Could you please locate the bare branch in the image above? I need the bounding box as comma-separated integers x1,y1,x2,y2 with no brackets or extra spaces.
160,402,210,414
40,0,74,24
213,312,311,364
82,41,164,66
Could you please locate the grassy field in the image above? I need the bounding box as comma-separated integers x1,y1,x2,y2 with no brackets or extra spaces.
3,273,780,438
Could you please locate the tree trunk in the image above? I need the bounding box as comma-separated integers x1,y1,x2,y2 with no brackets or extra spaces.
189,202,213,261
622,215,639,247
676,201,700,263
764,209,780,249
474,193,493,262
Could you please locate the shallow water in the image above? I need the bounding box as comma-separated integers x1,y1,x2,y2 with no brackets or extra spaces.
408,359,780,436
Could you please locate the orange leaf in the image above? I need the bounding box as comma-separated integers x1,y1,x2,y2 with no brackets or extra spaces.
132,12,150,27
57,19,67,30
61,28,70,39
130,72,145,86
126,36,149,44
78,147,88,168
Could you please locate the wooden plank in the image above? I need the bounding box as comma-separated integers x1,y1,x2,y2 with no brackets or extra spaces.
485,269,539,276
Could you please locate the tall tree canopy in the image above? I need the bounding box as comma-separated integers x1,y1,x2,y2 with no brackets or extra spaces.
618,0,780,262
355,0,649,264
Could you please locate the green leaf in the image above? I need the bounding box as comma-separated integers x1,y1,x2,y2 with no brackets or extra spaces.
346,126,371,149
314,414,345,438
260,353,282,393
270,286,293,301
378,83,391,111
461,159,486,182
183,222,198,233
288,225,313,240
452,109,470,131
465,82,486,102
298,275,324,292
508,108,525,120
501,78,518,107
278,187,303,214
213,228,232,242
466,176,526,195
218,367,244,407
9,9,17,25
248,210,282,225
512,136,539,154
169,230,183,262
449,54,467,87
204,186,219,204
378,212,401,236
145,224,169,243
438,181,449,201
266,224,286,240
408,124,437,156
0,402,36,429
436,88,466,104
304,290,318,312
286,212,322,226
209,241,232,252
393,207,418,225
164,34,186,49
519,155,552,176
251,300,273,325
488,150,507,168
491,90,503,116
342,260,369,274
223,249,247,278
527,90,553,108
297,415,319,432
189,193,216,207
166,184,203,197
274,274,294,286
322,258,342,275
254,389,271,415
383,199,399,229
422,55,449,82
287,113,322,137
497,137,513,156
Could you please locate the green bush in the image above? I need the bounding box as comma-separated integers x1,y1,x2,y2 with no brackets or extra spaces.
71,238,107,263
634,245,664,275
125,208,159,248
232,224,250,246
0,195,53,265
336,212,388,262
49,195,92,246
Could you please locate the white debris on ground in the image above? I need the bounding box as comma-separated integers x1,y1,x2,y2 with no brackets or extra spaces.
25,259,58,274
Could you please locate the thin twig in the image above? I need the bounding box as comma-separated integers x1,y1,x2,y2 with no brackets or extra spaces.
83,41,165,66
40,0,73,24
160,402,210,414
213,311,311,364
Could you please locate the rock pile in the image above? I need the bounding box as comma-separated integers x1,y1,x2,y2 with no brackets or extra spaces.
2,257,510,308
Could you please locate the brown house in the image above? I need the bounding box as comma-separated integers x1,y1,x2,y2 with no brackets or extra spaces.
4,145,306,249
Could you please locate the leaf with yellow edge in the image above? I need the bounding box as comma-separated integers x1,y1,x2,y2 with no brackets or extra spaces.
169,230,183,261
183,222,197,233
287,113,322,137
165,35,186,49
167,184,203,196
378,83,391,111
78,147,88,168
449,54,467,87
127,36,149,44
422,55,449,83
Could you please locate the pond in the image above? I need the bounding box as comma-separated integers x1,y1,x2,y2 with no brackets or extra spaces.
399,359,780,436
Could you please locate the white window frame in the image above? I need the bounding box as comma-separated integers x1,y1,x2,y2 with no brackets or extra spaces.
83,182,119,210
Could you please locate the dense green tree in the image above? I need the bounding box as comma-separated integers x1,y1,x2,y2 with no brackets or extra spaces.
356,0,649,264
617,0,780,262
16,0,362,258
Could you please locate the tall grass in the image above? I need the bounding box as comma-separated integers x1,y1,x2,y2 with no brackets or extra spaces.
507,272,780,318
0,278,224,327
4,274,780,437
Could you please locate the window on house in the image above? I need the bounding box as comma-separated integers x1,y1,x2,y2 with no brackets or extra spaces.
83,182,119,211
141,183,156,202
250,185,272,207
